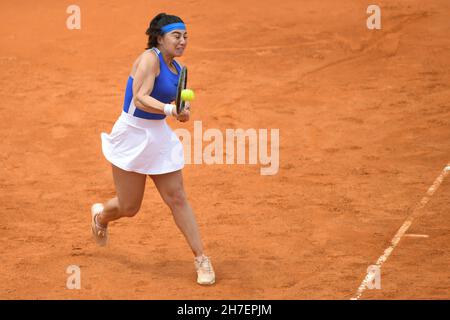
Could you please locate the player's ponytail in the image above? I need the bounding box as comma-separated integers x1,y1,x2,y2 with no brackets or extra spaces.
145,13,184,49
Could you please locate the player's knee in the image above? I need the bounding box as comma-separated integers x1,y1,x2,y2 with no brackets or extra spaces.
164,188,187,210
119,203,141,217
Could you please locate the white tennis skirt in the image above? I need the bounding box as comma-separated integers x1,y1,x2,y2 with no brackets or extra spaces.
101,111,185,175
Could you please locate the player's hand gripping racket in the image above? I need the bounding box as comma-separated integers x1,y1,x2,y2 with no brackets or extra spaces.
175,66,188,114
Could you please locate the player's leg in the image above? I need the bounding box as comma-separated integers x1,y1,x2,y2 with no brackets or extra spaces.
150,169,215,284
91,164,146,246
97,164,147,226
149,170,203,257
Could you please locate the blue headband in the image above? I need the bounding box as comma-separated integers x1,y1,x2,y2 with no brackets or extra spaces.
161,23,186,34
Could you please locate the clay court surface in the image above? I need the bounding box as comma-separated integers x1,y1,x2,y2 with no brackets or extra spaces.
1,0,449,299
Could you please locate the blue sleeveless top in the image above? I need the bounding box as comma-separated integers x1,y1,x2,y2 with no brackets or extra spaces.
122,47,181,120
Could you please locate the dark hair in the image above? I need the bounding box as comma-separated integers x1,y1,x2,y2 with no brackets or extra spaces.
145,13,184,49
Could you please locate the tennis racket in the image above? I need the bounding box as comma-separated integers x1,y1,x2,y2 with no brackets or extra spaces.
175,66,188,114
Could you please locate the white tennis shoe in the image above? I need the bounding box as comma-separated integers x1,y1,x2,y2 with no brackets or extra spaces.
91,203,108,246
194,254,215,285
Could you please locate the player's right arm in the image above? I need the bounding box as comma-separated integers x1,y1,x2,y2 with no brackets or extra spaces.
133,51,169,115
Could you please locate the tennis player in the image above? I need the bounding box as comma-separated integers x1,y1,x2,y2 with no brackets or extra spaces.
90,13,215,285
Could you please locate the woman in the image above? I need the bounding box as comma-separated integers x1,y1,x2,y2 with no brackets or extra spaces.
90,13,215,285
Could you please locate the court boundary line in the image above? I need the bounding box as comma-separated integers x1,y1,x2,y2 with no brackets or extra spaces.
351,163,450,300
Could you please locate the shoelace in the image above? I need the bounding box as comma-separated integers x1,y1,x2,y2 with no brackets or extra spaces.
94,214,107,235
197,256,212,273
97,229,106,237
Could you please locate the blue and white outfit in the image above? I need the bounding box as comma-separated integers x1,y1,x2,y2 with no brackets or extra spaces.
101,46,185,175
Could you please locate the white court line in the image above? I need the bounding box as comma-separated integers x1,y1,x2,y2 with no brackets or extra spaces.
351,163,450,300
404,234,429,238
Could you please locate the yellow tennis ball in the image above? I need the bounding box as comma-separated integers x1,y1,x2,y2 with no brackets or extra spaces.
181,89,195,101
